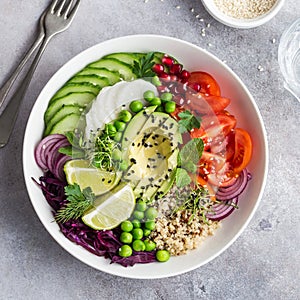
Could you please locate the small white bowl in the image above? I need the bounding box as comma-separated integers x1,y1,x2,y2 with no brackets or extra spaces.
201,0,285,29
23,35,268,279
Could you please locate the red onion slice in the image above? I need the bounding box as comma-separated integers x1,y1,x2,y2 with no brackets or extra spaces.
206,197,238,221
216,169,251,201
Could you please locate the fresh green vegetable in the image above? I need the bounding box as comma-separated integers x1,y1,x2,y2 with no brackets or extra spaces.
120,232,133,244
118,110,132,123
144,240,156,251
120,220,133,232
136,200,147,212
150,97,162,106
156,250,170,262
175,168,191,188
58,130,86,159
144,220,156,230
151,75,161,86
129,100,144,113
178,110,201,133
145,207,158,220
132,240,145,251
132,210,144,220
119,245,133,257
143,229,151,237
55,183,95,223
113,132,123,142
114,120,126,132
143,90,156,102
132,52,156,78
164,101,176,113
132,228,143,240
160,92,173,102
132,219,141,228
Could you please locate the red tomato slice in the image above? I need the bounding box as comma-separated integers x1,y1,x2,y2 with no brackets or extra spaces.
185,92,231,114
188,71,221,96
198,151,226,176
232,128,253,175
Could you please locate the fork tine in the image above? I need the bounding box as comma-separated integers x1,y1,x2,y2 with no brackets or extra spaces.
56,0,67,16
50,0,59,13
64,0,75,18
66,0,81,21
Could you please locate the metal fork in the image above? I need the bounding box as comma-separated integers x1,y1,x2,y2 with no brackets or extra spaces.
0,0,81,148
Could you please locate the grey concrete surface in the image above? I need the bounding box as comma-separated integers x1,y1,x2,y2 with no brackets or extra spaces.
0,0,299,299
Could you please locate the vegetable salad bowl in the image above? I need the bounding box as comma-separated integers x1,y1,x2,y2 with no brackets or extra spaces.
23,35,268,279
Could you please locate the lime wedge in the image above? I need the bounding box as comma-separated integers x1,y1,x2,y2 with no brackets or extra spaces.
82,184,135,230
64,159,121,196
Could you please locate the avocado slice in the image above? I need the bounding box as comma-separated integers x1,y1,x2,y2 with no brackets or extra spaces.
121,108,182,201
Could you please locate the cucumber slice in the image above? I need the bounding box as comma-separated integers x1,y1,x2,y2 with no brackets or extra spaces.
44,104,84,136
44,92,95,123
68,75,109,87
48,113,81,135
102,52,141,65
88,58,136,81
77,67,120,85
50,82,100,102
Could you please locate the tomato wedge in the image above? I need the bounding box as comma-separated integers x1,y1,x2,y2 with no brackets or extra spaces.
185,92,231,114
232,128,253,175
188,71,221,96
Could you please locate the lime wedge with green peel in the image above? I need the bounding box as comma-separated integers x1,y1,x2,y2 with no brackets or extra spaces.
64,159,121,196
82,183,135,230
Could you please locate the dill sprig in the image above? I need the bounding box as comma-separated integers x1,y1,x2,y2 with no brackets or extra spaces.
55,183,95,223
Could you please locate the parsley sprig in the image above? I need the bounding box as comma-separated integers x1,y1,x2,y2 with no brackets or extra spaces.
132,52,156,78
55,183,95,223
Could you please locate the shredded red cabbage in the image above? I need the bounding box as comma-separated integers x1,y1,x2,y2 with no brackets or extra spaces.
33,173,157,267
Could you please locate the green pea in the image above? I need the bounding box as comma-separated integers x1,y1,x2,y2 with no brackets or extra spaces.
145,207,158,220
143,90,155,102
118,110,132,123
151,76,162,87
164,101,176,113
112,148,122,161
132,228,143,240
118,160,128,171
156,249,170,262
120,220,133,232
132,240,145,252
113,131,123,142
136,200,147,212
105,123,117,137
129,100,144,113
114,120,126,132
155,105,164,112
120,232,133,244
145,220,156,231
144,240,156,251
143,228,151,237
132,219,141,228
132,210,144,220
150,97,162,106
161,92,173,102
118,245,132,257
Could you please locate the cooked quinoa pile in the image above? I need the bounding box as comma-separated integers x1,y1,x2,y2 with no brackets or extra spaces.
150,185,220,256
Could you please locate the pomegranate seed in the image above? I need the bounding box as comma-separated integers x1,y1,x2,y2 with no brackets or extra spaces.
169,63,182,75
152,63,164,74
162,56,174,67
189,82,201,92
180,69,191,81
159,72,171,81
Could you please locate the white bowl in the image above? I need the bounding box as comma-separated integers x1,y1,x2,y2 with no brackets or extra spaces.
201,0,285,29
23,35,268,279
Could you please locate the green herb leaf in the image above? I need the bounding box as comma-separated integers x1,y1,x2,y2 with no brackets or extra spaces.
55,183,95,223
178,110,201,133
133,52,156,78
180,138,204,166
175,168,191,188
59,131,86,159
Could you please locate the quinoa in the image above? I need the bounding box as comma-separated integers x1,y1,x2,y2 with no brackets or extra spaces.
151,210,220,256
151,185,220,256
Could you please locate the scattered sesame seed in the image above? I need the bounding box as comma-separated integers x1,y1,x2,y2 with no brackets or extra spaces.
191,8,195,12
176,5,181,9
258,65,264,71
